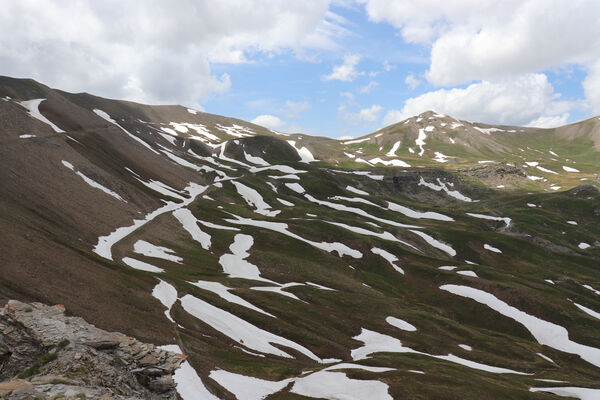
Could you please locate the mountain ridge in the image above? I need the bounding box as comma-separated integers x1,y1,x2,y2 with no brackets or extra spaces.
1,75,599,399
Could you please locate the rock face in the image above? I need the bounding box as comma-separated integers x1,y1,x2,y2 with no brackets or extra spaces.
0,300,183,399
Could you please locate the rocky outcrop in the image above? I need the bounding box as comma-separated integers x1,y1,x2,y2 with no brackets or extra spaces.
0,300,183,399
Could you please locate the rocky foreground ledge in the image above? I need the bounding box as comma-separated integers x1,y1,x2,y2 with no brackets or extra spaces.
0,300,183,399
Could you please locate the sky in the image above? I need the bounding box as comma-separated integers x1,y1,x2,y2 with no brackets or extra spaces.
2,0,600,138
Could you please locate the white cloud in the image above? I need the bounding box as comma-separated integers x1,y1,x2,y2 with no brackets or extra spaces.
583,60,600,114
526,114,569,129
359,80,379,94
404,74,420,89
280,100,311,118
383,73,573,127
360,0,600,111
324,54,362,82
0,1,345,106
251,114,286,130
344,104,383,123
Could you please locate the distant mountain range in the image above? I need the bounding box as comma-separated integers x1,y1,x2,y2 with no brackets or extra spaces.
1,76,599,400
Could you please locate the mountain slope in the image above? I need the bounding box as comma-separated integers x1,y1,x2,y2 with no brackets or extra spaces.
1,76,599,399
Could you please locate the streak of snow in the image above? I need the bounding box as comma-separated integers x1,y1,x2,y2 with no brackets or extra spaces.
346,185,369,196
574,303,600,320
418,177,473,202
369,157,411,167
409,230,456,256
94,183,207,260
371,247,404,274
484,244,502,253
415,128,427,156
388,201,454,221
386,316,416,331
243,150,269,166
441,284,600,368
287,140,316,163
530,386,600,400
232,181,280,217
181,294,321,361
152,280,178,322
62,160,125,202
466,213,511,227
134,240,182,263
563,166,580,172
157,345,219,400
172,209,211,250
386,141,401,157
18,99,64,133
122,257,164,273
285,182,305,194
224,214,362,258
190,280,274,317
343,137,370,145
219,234,275,283
93,109,159,154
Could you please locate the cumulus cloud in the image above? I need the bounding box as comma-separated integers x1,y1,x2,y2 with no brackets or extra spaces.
324,54,362,82
526,114,570,129
404,74,420,89
251,114,286,130
0,0,345,106
583,60,600,114
343,104,383,123
359,80,379,94
280,100,311,118
383,73,573,127
360,0,600,88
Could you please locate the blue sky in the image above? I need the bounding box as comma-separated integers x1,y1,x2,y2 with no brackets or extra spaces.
2,1,600,138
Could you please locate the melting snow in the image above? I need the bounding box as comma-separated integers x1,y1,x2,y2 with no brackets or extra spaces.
439,266,457,271
369,157,411,167
343,137,370,145
232,181,280,217
415,128,427,156
483,244,502,253
574,303,600,320
459,344,472,351
473,127,504,134
418,177,473,202
386,141,401,157
93,109,159,154
94,183,206,260
190,280,274,317
409,230,456,256
216,124,254,138
567,220,578,225
122,257,165,273
433,152,452,163
19,134,36,139
18,98,64,133
578,242,591,250
133,240,182,263
224,214,362,258
352,329,527,374
537,166,559,175
172,209,211,250
243,150,269,166
457,270,478,278
563,166,580,172
157,345,219,400
537,353,555,364
219,234,275,283
152,280,177,322
287,140,316,163
346,185,369,196
181,294,321,361
530,386,600,400
276,197,294,206
62,160,125,202
371,247,404,274
305,194,420,229
386,316,416,331
466,213,511,227
388,201,454,221
285,182,305,194
441,284,600,368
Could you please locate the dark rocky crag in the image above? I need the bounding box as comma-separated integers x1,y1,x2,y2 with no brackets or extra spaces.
0,300,183,399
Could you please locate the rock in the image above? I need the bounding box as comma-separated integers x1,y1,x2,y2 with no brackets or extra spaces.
0,300,183,399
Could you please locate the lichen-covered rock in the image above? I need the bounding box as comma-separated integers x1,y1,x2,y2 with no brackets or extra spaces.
0,300,184,399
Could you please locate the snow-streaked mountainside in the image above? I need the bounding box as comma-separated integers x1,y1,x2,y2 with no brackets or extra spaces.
1,76,599,399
